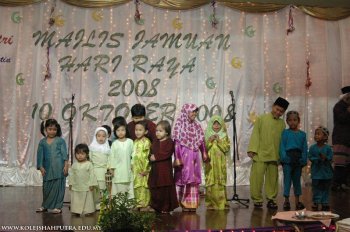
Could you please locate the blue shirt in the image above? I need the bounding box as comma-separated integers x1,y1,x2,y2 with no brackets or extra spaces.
36,137,68,181
308,143,333,180
279,129,308,165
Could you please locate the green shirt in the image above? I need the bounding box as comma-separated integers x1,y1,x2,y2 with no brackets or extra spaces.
68,161,98,191
109,138,134,183
248,112,285,162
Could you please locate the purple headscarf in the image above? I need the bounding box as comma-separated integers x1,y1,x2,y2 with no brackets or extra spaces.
172,103,204,150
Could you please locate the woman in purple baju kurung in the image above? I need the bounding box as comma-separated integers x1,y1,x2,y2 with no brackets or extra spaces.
173,104,208,211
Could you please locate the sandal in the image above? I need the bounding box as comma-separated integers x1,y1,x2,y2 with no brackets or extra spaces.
35,207,47,213
254,202,263,208
296,202,305,210
283,201,291,211
267,200,278,209
50,208,62,214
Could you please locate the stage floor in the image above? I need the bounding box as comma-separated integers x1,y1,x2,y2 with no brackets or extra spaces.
0,185,349,231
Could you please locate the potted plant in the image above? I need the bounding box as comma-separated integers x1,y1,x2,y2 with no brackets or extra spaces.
98,191,155,232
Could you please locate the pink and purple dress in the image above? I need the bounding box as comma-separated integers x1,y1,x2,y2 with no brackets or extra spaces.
173,103,206,210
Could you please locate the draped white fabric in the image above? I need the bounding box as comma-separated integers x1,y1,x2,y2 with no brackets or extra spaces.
0,1,349,186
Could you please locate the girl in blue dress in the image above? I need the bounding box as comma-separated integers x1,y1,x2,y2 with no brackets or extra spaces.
36,119,69,214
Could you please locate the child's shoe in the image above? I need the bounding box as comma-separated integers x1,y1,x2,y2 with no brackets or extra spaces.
283,201,291,211
296,202,305,210
253,202,263,208
35,207,47,213
50,208,62,214
267,200,278,209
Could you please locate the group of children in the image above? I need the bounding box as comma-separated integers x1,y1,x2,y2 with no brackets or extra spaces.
248,97,333,211
35,98,335,215
35,103,231,215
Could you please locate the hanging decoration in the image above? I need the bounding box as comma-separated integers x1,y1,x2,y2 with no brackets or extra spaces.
44,46,51,81
209,0,218,29
15,73,25,86
248,111,258,124
92,9,103,22
231,57,242,69
244,25,255,38
134,0,144,25
44,0,56,81
172,17,182,30
11,11,22,24
205,74,217,89
48,2,56,27
305,60,312,89
286,5,295,35
53,15,65,27
273,82,283,94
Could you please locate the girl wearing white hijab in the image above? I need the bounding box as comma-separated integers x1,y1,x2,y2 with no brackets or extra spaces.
89,127,111,209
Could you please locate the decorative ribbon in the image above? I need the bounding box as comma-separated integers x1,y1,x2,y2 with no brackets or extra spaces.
44,0,56,80
134,0,144,25
286,5,295,35
305,60,312,89
210,0,218,29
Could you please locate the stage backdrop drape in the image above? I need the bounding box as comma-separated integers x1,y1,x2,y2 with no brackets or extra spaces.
0,0,350,186
1,0,350,20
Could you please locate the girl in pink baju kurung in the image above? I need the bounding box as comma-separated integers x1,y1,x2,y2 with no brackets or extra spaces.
173,104,208,211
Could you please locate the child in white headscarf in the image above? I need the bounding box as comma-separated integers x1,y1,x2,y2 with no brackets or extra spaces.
89,127,111,210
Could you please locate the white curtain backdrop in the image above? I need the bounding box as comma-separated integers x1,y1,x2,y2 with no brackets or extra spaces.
0,1,349,186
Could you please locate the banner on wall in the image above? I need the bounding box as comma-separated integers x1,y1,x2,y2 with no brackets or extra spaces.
30,28,233,123
1,1,249,170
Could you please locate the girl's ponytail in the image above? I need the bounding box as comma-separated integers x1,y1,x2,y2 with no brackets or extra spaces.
40,120,46,137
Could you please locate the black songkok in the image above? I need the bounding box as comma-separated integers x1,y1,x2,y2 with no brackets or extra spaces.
341,86,350,94
273,97,289,110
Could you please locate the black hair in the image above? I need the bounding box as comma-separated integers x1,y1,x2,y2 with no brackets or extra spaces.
40,118,62,137
157,120,172,137
286,111,300,121
315,126,329,143
112,117,119,127
113,116,130,138
102,125,112,137
74,143,90,160
135,120,148,131
131,104,146,117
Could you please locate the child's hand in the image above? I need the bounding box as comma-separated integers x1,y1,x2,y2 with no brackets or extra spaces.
209,135,218,142
63,162,69,176
203,153,209,163
150,154,156,161
40,167,46,176
89,186,94,191
110,169,115,177
247,152,256,159
319,153,326,161
69,185,72,190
